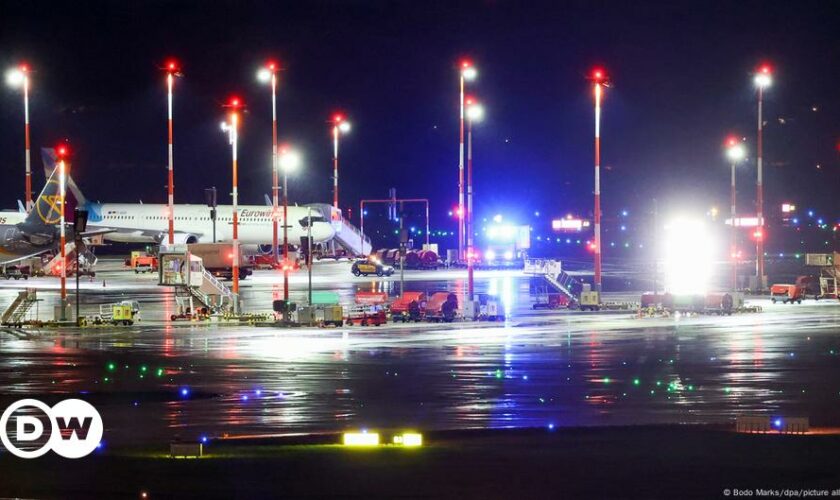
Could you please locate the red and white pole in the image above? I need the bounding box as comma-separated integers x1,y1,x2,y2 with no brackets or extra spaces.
271,71,279,266
467,112,474,301
593,81,603,292
167,69,175,245
23,70,32,212
58,154,67,320
756,86,765,290
231,109,240,314
731,160,737,291
333,124,339,209
458,72,465,261
283,154,289,305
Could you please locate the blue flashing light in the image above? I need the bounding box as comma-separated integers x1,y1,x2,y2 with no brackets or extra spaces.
621,210,629,217
242,395,249,401
548,423,555,431
255,389,262,396
773,418,782,428
792,218,799,224
363,210,368,216
808,210,814,217
180,387,190,397
97,441,104,450
201,435,208,443
534,211,540,217
817,218,824,225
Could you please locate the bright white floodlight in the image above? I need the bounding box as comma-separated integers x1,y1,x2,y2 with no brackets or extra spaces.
663,217,715,295
279,149,301,172
257,68,272,83
6,69,25,87
726,143,745,162
467,103,485,122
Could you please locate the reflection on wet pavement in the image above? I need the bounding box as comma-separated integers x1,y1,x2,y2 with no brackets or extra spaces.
1,263,839,446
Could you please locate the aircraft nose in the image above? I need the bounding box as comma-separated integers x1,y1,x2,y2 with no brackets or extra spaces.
313,222,335,242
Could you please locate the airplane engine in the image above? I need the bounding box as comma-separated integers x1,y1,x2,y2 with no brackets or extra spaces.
156,233,199,245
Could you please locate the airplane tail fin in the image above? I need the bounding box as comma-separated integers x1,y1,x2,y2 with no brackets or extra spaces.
24,164,64,229
41,147,87,206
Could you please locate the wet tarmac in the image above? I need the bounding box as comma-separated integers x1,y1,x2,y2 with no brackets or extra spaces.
1,259,839,447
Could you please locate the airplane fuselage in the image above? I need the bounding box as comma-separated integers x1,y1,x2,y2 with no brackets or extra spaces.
84,202,334,246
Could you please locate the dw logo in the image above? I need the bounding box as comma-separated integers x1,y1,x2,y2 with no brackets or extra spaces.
0,399,103,459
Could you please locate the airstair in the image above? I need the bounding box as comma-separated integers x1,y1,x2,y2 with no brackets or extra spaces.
41,242,97,276
159,245,234,315
523,259,580,302
305,203,372,257
806,253,838,298
2,289,39,326
333,218,372,256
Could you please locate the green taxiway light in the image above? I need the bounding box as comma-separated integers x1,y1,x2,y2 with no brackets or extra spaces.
633,378,640,386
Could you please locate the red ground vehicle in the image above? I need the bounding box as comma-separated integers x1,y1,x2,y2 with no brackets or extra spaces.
425,292,458,322
345,292,388,326
390,292,427,322
770,284,804,304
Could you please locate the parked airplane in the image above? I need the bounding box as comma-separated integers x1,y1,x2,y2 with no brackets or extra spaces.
42,149,335,247
0,166,100,266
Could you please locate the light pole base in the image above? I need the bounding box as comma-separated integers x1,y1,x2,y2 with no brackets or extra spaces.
749,275,768,293
54,299,73,323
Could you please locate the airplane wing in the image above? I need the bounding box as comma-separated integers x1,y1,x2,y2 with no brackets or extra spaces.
80,228,117,238
0,248,51,266
264,194,272,206
17,200,25,213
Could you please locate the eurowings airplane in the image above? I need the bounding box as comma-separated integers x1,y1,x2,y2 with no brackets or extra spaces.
41,149,335,247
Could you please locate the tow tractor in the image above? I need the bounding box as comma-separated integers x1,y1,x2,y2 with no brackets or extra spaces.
770,283,805,304
345,292,388,326
425,292,458,322
126,250,159,274
390,291,426,322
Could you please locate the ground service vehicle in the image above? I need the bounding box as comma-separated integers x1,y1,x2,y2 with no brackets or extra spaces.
345,292,388,326
2,266,28,280
188,243,253,280
579,290,601,311
771,284,804,304
351,258,394,277
390,291,426,322
426,292,458,322
127,251,158,273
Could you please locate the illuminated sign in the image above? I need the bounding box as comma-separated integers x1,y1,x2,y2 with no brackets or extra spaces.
725,217,761,227
551,218,590,232
781,203,796,213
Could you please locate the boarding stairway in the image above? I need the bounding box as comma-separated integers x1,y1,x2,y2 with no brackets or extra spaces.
42,241,97,276
158,246,235,315
174,269,235,315
301,203,372,257
523,259,580,302
333,218,372,256
2,289,39,326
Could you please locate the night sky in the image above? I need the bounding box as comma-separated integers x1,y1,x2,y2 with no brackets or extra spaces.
1,0,838,234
